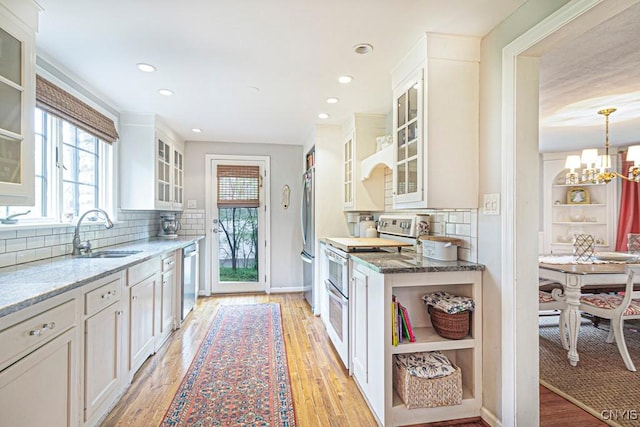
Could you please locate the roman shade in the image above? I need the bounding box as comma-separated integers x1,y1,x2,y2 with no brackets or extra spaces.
35,75,119,143
217,165,261,207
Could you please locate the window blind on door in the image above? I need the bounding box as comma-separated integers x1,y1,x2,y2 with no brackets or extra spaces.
217,165,261,207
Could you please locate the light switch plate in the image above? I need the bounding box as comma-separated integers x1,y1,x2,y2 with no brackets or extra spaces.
187,199,197,209
483,193,500,215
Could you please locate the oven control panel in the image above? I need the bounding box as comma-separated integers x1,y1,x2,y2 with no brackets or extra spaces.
377,214,429,238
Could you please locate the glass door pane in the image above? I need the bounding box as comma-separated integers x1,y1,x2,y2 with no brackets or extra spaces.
0,82,21,134
217,207,259,283
0,135,21,184
0,27,21,85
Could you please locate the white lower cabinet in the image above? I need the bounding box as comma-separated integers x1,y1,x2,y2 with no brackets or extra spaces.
82,273,124,426
350,261,483,426
0,293,80,427
156,252,177,349
351,266,369,386
129,270,157,377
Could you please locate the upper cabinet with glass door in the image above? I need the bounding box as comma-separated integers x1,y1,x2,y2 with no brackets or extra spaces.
391,33,480,209
120,113,184,211
0,2,39,206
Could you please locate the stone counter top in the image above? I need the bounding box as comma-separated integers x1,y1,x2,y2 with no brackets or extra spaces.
0,236,204,318
349,251,485,274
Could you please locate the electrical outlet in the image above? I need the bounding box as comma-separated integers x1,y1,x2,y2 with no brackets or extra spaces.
483,193,500,215
187,199,197,209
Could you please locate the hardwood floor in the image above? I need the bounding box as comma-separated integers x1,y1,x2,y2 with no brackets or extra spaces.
539,385,607,426
100,292,599,427
102,293,378,426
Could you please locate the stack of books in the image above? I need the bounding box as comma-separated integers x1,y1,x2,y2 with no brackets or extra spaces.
391,295,416,346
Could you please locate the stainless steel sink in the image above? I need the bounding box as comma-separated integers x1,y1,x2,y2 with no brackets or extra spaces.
78,250,142,259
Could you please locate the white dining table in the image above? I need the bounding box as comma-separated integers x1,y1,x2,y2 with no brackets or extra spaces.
538,258,637,366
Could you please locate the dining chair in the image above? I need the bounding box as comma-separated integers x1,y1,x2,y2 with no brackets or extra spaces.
579,269,640,371
539,282,568,350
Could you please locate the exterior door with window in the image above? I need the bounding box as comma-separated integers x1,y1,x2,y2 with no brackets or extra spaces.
209,157,268,294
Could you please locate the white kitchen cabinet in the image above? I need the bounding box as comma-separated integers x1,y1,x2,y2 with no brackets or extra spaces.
0,291,80,427
350,260,483,426
0,1,38,205
343,114,386,211
351,265,370,387
391,33,480,209
156,251,177,350
127,258,160,378
120,113,184,211
541,152,618,254
82,272,124,427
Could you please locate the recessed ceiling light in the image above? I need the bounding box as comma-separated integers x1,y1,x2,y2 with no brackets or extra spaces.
192,128,202,133
137,63,156,73
353,43,373,55
318,113,330,119
326,97,339,104
158,89,174,96
338,75,353,84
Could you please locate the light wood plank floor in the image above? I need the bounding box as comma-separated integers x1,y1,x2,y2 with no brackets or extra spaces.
101,293,378,426
100,292,596,427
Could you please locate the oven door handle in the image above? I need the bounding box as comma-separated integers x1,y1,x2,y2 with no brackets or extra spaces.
325,280,348,304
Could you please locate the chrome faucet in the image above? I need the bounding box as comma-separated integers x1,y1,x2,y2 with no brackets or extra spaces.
72,209,114,255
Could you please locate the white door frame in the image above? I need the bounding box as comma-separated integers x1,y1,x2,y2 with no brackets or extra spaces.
501,0,639,424
204,154,271,294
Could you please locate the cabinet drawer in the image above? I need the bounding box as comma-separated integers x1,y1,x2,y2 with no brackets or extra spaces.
162,253,177,272
85,277,121,316
128,258,160,285
0,299,77,367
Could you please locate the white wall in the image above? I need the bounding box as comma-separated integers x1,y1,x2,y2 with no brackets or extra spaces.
183,141,303,292
478,0,571,423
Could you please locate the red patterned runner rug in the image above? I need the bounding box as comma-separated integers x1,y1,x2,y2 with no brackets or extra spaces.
161,303,296,426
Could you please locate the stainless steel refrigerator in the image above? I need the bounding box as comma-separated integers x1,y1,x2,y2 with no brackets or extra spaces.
301,167,315,310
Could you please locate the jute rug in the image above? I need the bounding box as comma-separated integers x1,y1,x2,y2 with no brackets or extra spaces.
539,316,640,427
161,303,296,426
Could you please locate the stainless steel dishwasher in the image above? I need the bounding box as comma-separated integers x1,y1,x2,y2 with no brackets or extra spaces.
181,243,198,322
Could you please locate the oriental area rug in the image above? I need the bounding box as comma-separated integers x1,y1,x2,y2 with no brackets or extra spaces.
161,303,296,426
539,316,640,427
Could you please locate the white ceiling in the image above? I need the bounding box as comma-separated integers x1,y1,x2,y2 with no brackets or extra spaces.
34,0,528,145
539,2,640,153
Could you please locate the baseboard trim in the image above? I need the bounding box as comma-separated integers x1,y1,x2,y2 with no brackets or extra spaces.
481,406,501,427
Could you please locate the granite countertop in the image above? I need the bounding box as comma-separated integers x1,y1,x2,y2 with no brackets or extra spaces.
0,236,204,318
349,251,485,274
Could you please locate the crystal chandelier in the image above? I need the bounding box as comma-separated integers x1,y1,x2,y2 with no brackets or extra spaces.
565,108,640,185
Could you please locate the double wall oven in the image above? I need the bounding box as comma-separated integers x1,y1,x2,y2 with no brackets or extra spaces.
323,244,350,369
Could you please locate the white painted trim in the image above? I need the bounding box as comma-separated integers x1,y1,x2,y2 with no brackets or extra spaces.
481,407,502,427
499,0,640,424
204,154,271,295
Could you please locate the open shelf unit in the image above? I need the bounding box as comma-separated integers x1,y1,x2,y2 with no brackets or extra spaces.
350,260,482,426
542,152,619,254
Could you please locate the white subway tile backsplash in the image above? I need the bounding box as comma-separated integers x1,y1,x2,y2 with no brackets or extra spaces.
26,236,45,249
6,238,27,252
456,223,471,236
0,210,162,268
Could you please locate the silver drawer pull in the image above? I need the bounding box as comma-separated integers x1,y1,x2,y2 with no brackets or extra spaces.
29,322,56,336
101,290,114,299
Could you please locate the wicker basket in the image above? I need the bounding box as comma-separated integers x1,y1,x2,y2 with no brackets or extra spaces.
393,357,462,409
428,306,470,340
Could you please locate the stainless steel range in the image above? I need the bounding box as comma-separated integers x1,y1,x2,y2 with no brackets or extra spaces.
377,214,430,243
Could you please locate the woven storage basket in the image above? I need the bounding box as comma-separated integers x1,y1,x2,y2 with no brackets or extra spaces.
428,306,470,339
393,359,462,409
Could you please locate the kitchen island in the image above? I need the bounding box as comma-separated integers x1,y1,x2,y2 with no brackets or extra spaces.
347,250,484,426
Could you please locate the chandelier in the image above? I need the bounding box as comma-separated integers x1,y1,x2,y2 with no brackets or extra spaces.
565,108,640,185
